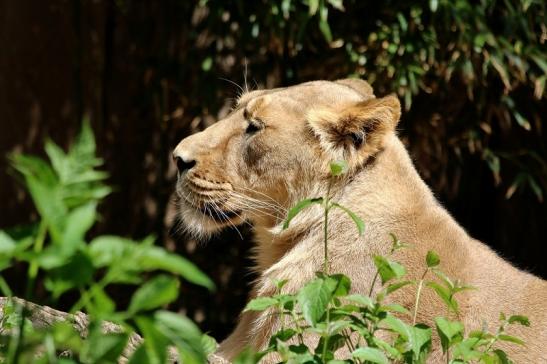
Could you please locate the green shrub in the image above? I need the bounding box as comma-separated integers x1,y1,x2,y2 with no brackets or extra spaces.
0,121,215,363
240,161,529,363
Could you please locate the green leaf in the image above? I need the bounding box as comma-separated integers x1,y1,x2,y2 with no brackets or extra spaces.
283,197,323,229
72,118,97,159
244,297,279,312
44,140,68,181
385,280,413,295
380,303,411,316
372,337,402,360
269,328,297,346
426,251,440,267
329,160,349,176
373,256,406,284
429,0,438,12
201,57,213,72
297,277,333,325
88,235,133,267
319,18,333,43
514,111,531,131
0,231,16,269
89,236,215,290
434,317,464,353
493,349,510,364
44,250,95,298
507,315,530,326
85,332,129,363
308,0,319,15
498,334,525,346
325,273,351,297
134,316,170,364
344,294,374,308
331,203,365,235
58,202,97,253
352,347,389,364
427,281,459,313
129,275,179,314
327,0,344,11
137,246,215,290
381,314,412,342
154,310,206,364
201,334,217,356
409,325,432,359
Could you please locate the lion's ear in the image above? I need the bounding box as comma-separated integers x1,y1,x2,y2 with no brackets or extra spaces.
335,78,375,98
307,95,401,163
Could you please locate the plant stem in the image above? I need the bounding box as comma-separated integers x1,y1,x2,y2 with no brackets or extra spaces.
288,310,305,344
323,178,333,275
25,220,48,300
368,271,379,297
321,177,333,360
70,274,111,313
412,268,429,325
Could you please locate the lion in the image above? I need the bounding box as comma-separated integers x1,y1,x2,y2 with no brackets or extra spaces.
173,79,547,362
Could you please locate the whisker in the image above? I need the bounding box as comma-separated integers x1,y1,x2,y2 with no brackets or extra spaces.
218,77,245,96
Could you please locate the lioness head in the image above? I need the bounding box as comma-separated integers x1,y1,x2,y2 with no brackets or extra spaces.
173,79,401,237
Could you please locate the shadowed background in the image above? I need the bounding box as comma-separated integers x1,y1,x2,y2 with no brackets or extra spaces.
1,0,545,342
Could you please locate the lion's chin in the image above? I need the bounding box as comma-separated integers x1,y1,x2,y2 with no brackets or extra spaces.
176,202,245,240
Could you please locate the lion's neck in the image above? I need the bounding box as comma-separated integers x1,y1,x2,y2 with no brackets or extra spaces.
250,135,449,274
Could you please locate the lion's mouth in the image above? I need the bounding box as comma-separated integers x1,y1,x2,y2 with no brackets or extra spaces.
196,203,242,222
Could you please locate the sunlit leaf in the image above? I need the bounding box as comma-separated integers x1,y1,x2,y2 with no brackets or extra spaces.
331,203,365,235
283,198,323,229
373,256,406,284
352,346,389,364
244,297,278,312
297,277,332,325
426,251,440,268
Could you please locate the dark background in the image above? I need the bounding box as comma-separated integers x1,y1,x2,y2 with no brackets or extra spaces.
1,0,545,342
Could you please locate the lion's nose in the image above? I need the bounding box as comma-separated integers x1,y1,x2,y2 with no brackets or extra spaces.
173,153,196,174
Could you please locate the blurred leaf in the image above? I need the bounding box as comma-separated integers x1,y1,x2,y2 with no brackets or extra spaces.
154,310,206,364
498,334,525,346
507,315,530,326
329,160,348,176
308,0,319,15
84,332,128,364
0,231,16,270
385,280,413,295
129,275,180,314
58,202,97,252
134,316,170,364
136,246,215,290
201,57,213,72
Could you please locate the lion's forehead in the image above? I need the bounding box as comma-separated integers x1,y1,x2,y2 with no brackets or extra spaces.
238,81,364,112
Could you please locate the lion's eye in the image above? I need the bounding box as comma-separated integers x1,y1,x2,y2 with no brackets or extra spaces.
245,120,262,135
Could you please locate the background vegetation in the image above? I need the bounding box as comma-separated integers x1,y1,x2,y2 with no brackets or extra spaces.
1,0,546,345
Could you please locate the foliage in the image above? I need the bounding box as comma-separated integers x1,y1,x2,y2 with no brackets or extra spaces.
194,0,546,202
0,121,216,363
240,161,529,363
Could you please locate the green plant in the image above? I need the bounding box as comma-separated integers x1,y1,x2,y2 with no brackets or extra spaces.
242,161,529,363
0,121,216,363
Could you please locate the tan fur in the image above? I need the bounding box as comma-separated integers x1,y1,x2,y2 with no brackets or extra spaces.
173,79,547,363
